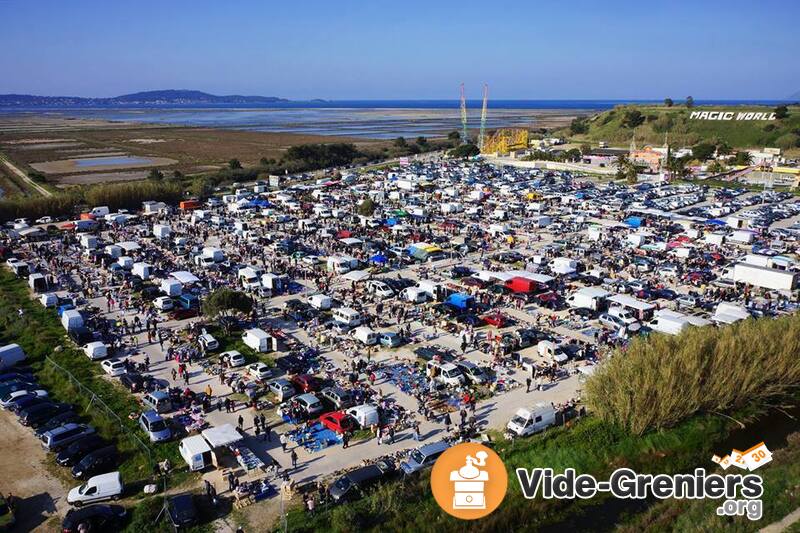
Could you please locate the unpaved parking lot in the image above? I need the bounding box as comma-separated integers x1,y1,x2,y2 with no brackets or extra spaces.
0,410,68,532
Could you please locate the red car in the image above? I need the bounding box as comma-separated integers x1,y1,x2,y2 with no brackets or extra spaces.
291,374,321,393
482,312,508,328
320,411,356,434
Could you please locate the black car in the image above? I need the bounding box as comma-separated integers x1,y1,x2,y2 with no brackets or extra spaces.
22,402,73,428
449,266,473,279
68,326,95,345
0,379,38,399
34,411,80,437
166,494,199,529
0,372,34,383
71,445,117,479
56,434,108,467
62,504,127,533
119,373,154,393
7,394,48,413
328,460,395,502
274,355,308,375
571,307,595,319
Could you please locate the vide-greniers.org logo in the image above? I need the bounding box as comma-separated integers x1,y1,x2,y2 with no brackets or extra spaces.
516,468,765,520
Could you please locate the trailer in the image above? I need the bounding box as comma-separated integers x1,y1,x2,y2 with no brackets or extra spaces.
722,263,797,291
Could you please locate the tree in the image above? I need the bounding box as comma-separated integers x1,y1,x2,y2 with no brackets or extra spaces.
691,142,716,162
685,96,694,108
171,170,184,179
622,109,645,128
569,117,589,135
228,159,242,170
147,169,164,181
416,136,428,147
666,155,692,180
707,160,727,174
28,171,47,183
447,131,461,141
664,98,673,107
203,289,253,334
357,198,376,216
189,177,213,198
733,151,754,166
775,105,789,119
580,143,592,155
448,144,480,158
716,141,733,156
393,137,407,148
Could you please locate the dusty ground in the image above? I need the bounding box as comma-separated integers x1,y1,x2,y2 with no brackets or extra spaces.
0,409,69,532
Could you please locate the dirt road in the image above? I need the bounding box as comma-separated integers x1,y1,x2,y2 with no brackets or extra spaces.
0,409,68,531
0,154,52,197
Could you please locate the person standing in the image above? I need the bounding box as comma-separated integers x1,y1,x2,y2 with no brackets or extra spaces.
237,414,244,431
342,432,350,449
526,376,532,393
280,433,288,452
290,449,298,469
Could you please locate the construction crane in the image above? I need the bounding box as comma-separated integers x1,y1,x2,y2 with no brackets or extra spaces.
459,83,468,144
478,84,489,150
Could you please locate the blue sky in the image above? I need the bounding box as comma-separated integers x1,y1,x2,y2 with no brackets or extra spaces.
1,0,797,99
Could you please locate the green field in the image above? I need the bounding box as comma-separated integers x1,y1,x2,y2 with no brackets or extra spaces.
559,104,800,153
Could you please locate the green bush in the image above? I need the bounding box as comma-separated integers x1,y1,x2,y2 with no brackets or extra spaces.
585,314,800,435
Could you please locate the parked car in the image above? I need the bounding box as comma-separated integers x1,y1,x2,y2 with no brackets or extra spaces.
246,362,272,381
56,435,108,467
41,423,95,452
319,387,354,410
20,402,73,427
34,411,81,437
166,494,199,529
267,379,296,402
139,410,171,442
100,359,127,377
71,446,118,480
220,350,245,367
1,388,47,408
319,411,357,434
328,459,395,502
291,374,321,393
400,441,450,475
62,504,127,533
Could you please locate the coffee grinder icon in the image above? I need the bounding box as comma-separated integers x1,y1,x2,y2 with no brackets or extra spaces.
449,450,489,509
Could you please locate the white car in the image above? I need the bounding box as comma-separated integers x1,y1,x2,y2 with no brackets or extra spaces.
221,350,245,367
101,358,127,376
36,216,53,224
198,333,219,352
0,389,48,408
153,296,174,311
246,362,273,381
366,280,395,298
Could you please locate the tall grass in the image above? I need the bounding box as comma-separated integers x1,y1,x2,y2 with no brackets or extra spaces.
585,315,800,435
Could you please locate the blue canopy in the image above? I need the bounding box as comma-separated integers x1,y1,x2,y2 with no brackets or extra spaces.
370,254,388,264
624,216,643,228
445,293,474,310
707,219,726,226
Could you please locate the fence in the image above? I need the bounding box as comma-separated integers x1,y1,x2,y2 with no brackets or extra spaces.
44,355,153,470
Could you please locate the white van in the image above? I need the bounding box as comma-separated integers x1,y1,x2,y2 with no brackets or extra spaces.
607,306,641,331
332,307,363,328
179,435,213,472
242,328,274,353
507,403,557,437
399,287,428,303
61,309,84,331
67,471,123,506
308,293,333,310
537,340,568,364
0,344,27,371
346,404,380,428
352,326,378,346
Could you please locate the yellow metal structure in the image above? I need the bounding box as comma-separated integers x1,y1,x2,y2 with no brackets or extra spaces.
481,128,529,154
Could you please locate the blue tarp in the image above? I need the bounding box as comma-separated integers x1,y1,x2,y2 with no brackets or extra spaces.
370,254,388,264
707,219,726,226
445,293,474,310
386,218,398,226
624,216,643,228
252,199,271,207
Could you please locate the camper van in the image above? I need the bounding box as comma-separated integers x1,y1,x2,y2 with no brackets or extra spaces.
67,471,123,506
506,403,557,437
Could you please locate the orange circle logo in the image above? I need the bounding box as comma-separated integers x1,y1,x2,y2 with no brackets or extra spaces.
430,442,508,520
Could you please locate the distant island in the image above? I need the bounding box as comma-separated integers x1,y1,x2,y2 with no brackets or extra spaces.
0,89,289,107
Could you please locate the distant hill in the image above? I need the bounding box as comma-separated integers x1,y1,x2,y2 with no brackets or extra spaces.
557,103,800,151
788,91,800,100
0,89,289,107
